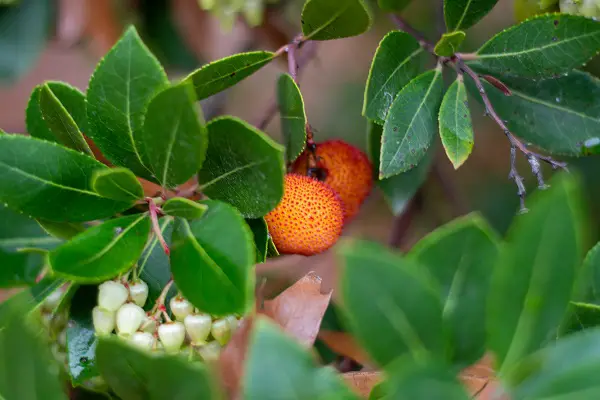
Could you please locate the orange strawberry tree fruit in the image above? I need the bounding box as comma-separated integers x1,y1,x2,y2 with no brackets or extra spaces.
3,0,600,399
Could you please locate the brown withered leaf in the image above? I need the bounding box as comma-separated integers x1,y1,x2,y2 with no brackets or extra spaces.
459,354,503,399
318,330,372,366
218,316,255,400
343,371,382,398
262,271,332,348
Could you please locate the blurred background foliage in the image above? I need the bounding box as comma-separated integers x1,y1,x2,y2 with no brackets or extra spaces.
1,0,599,250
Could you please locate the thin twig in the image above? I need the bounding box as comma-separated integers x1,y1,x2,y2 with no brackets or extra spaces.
146,197,170,256
389,14,434,53
471,380,490,399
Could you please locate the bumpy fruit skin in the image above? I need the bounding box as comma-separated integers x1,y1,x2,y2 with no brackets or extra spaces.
264,174,344,256
292,140,373,222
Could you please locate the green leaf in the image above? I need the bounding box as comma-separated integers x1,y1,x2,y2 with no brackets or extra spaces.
0,292,67,400
198,116,285,218
505,327,600,399
585,242,600,304
243,318,359,400
338,239,446,367
136,82,207,188
0,0,52,83
470,14,600,79
171,200,255,316
50,214,151,283
67,285,100,386
561,302,600,335
276,73,307,163
38,84,93,155
91,168,144,202
86,26,168,181
434,31,466,57
139,218,173,308
96,336,220,400
377,0,413,11
26,82,88,144
367,121,433,216
0,249,36,289
37,219,86,240
301,0,373,41
444,0,499,31
380,67,444,178
363,31,425,124
467,69,600,156
408,214,500,367
246,218,269,263
0,135,133,222
488,173,585,372
438,77,474,169
184,51,274,100
162,198,208,220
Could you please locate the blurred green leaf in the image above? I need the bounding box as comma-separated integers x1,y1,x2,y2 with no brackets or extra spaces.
470,14,600,78
438,77,474,169
244,318,359,400
87,26,168,181
162,198,208,220
381,68,444,178
585,242,600,304
301,0,372,41
184,51,274,100
37,219,86,240
339,239,446,367
91,168,144,202
377,0,413,11
171,200,255,316
408,213,500,367
561,302,600,335
139,217,173,308
444,0,499,31
488,173,585,372
246,218,269,263
277,73,307,163
363,31,424,124
136,82,207,188
434,31,466,57
0,135,132,222
0,204,62,252
96,336,220,399
199,116,285,218
50,214,151,283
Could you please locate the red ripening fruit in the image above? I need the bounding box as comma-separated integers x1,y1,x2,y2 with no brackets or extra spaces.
292,139,373,222
264,174,344,256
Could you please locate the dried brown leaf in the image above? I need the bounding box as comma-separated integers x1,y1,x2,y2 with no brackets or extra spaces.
218,316,255,400
343,371,382,398
262,272,332,347
459,354,503,399
318,330,372,366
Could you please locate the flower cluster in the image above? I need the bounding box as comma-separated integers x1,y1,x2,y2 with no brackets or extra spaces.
198,0,280,30
560,0,600,16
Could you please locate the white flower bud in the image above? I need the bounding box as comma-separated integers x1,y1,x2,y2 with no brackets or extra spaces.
57,329,67,349
98,281,129,312
184,313,212,345
158,322,186,353
116,303,146,337
92,306,115,336
129,280,149,307
42,287,64,312
129,331,156,351
211,319,231,346
169,296,194,321
196,341,221,362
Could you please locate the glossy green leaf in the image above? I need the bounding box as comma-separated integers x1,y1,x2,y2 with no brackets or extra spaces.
444,0,499,31
438,77,474,169
505,327,600,399
468,69,600,156
162,198,208,220
434,31,466,57
244,318,359,400
0,293,67,400
171,200,255,316
408,214,500,367
363,31,425,124
37,219,86,240
184,51,274,100
0,0,51,83
367,121,433,216
470,14,600,78
138,217,173,308
67,285,100,386
0,136,133,223
488,173,585,372
246,218,269,263
136,82,207,188
50,214,151,282
585,242,600,304
561,302,600,335
377,0,413,11
277,73,307,163
38,84,93,155
0,249,36,289
96,336,220,400
380,67,444,178
26,81,88,144
339,239,446,367
301,0,373,41
86,26,168,180
91,168,144,202
0,204,62,253
199,116,285,218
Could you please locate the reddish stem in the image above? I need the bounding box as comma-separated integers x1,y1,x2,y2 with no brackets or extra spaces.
146,197,170,256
